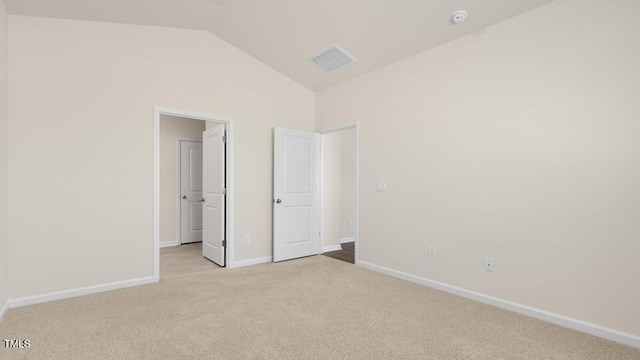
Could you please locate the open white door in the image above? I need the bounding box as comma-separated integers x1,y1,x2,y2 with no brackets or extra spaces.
273,127,320,262
202,124,226,266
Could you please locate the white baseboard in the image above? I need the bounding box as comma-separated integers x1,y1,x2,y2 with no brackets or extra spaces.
358,261,640,349
322,244,342,253
0,300,8,323
340,237,355,244
160,241,179,248
230,256,272,269
9,276,156,308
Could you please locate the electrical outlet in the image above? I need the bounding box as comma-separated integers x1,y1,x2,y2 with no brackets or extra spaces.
376,181,387,192
428,247,436,260
348,219,353,228
244,234,251,244
484,258,495,272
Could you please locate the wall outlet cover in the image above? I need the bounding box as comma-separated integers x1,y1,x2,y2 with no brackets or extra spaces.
484,257,495,272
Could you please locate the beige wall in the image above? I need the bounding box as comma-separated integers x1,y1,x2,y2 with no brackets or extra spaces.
321,132,341,248
339,129,356,240
0,2,8,309
159,115,206,246
8,16,315,299
317,0,640,337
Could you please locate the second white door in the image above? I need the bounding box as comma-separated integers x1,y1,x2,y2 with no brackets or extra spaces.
180,141,203,244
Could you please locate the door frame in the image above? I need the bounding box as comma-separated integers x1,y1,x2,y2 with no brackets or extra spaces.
178,139,203,246
153,106,236,282
317,121,360,265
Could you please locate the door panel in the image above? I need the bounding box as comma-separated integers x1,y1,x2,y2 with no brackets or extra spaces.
189,202,203,230
273,128,320,262
180,141,203,244
284,206,312,245
285,136,313,193
189,147,203,191
202,124,226,266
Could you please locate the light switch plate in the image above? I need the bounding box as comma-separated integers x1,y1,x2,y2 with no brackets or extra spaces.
428,247,436,260
376,181,387,192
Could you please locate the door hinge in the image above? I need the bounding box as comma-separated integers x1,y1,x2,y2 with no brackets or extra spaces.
222,240,226,247
222,188,227,195
222,135,227,143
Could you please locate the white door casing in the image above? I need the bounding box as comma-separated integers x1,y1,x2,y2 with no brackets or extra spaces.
273,128,320,262
202,124,226,266
154,106,236,281
180,141,204,244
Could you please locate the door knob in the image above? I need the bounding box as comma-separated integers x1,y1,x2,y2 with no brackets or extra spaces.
182,195,187,200
199,198,205,202
275,199,282,203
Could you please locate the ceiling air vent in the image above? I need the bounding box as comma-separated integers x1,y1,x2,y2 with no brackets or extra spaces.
309,44,357,73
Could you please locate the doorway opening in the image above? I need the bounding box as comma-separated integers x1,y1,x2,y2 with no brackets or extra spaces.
319,124,358,264
272,123,359,264
153,107,235,282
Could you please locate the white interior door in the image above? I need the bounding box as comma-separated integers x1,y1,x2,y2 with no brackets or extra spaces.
273,127,320,262
180,141,203,244
202,124,226,266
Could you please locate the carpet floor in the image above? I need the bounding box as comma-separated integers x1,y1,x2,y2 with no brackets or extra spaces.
160,242,222,279
1,256,638,360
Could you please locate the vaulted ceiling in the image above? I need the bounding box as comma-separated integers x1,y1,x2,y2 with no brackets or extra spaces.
4,0,554,90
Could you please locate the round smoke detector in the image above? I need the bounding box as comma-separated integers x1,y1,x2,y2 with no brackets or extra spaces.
451,10,468,24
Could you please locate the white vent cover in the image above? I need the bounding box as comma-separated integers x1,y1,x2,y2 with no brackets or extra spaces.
309,44,357,73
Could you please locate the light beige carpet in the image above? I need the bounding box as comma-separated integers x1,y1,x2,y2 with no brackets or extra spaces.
1,256,638,360
160,242,222,279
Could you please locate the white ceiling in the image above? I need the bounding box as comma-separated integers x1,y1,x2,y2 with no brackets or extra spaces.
4,0,554,91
